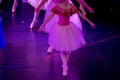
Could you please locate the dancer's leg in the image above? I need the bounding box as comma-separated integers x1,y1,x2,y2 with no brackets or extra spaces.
30,9,40,28
47,46,53,53
60,52,70,76
12,0,18,12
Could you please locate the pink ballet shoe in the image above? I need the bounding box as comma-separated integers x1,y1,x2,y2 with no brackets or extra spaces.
12,3,18,13
12,8,16,13
47,47,53,53
12,7,16,13
30,23,34,29
62,65,68,76
30,20,38,29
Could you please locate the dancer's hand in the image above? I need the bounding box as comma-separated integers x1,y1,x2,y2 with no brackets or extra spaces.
38,26,43,32
90,22,96,29
88,7,94,13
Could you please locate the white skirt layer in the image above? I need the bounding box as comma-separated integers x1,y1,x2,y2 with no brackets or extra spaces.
28,0,51,9
48,22,86,52
43,1,82,33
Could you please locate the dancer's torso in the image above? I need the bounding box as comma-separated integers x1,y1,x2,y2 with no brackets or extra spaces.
51,3,77,26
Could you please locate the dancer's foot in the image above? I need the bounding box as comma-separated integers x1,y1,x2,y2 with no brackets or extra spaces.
12,3,18,13
62,65,68,76
47,46,53,53
30,22,34,29
30,20,38,29
12,8,16,13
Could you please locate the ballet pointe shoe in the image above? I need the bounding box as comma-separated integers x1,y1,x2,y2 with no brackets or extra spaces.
62,65,68,76
12,7,16,13
30,22,34,29
12,3,18,13
30,19,38,29
30,11,39,29
47,47,53,54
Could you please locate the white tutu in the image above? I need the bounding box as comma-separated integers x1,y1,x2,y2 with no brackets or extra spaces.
48,22,86,52
28,0,51,9
43,1,82,33
43,1,57,32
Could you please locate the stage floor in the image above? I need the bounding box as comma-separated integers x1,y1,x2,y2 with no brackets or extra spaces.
1,3,120,80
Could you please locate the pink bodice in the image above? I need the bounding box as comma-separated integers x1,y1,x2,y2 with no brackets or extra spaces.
51,3,77,26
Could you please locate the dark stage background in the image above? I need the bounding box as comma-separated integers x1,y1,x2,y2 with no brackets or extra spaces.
1,0,120,32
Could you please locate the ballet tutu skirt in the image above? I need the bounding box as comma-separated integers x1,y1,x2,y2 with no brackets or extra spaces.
43,1,58,33
28,0,50,9
48,22,86,52
43,1,82,33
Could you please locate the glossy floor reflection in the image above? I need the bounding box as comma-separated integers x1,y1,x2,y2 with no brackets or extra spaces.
1,3,120,80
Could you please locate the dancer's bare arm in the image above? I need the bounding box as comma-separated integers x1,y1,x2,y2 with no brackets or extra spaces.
79,3,86,16
77,0,94,13
77,9,95,29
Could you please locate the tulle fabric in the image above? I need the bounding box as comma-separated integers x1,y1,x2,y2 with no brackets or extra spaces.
43,1,58,32
43,1,82,33
48,22,86,52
